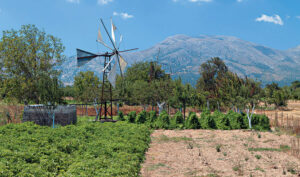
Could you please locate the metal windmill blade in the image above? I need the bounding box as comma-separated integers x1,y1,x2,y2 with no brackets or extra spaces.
76,49,98,67
98,18,138,84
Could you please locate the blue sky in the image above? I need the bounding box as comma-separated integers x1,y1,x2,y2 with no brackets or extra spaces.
0,0,300,56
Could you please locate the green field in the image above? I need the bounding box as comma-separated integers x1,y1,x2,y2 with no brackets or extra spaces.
0,119,151,177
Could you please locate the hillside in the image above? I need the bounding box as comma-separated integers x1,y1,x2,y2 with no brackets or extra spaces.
59,35,300,86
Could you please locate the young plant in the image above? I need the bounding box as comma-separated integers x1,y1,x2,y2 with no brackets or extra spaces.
127,111,137,123
136,111,147,124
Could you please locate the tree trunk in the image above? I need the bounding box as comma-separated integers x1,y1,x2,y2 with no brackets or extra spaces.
183,101,186,120
246,105,255,129
207,100,210,110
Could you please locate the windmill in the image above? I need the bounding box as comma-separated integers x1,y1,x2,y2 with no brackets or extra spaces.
76,18,138,121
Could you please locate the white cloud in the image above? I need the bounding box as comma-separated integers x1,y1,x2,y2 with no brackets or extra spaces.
296,16,300,19
255,14,284,26
98,0,113,5
113,12,134,19
237,0,243,2
66,0,80,4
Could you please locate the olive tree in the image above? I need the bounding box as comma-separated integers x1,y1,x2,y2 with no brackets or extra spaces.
0,24,65,104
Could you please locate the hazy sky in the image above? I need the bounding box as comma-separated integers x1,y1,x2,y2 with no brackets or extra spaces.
0,0,300,56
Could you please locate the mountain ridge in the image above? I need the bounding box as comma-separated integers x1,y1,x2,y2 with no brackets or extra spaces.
58,34,300,86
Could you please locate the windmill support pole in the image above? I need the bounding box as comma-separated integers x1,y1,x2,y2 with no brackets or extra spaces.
110,83,113,119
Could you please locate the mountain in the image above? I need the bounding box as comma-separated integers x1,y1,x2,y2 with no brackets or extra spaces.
58,34,300,86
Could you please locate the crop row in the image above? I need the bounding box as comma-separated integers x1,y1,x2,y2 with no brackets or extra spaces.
117,110,270,131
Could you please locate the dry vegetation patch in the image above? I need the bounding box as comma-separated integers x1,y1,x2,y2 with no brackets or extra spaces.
141,129,300,177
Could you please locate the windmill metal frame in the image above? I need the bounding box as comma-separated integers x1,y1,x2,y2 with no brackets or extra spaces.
76,18,138,121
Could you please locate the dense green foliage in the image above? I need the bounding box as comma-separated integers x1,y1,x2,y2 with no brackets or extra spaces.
0,24,65,104
125,110,270,131
153,111,170,129
185,112,200,129
0,121,151,176
73,71,101,104
147,110,157,123
114,61,172,106
127,111,137,123
213,111,230,130
136,111,147,124
170,111,184,129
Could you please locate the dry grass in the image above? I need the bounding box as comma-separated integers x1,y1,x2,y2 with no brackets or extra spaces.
141,129,300,177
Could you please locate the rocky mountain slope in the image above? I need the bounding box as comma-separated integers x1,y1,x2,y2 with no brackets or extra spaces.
59,34,300,86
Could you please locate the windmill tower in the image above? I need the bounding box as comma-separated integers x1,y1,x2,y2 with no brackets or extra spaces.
76,18,137,121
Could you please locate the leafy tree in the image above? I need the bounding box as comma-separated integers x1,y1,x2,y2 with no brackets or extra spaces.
62,85,75,98
73,71,101,103
115,61,171,106
170,78,193,119
264,82,289,108
0,24,65,104
197,57,228,110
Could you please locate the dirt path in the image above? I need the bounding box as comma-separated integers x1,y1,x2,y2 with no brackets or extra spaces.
141,129,300,177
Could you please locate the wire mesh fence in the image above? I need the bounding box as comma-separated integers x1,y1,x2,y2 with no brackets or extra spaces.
23,105,77,126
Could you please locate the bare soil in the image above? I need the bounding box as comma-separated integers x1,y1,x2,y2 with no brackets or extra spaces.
141,129,300,177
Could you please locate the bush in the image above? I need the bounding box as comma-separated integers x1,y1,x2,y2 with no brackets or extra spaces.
226,110,246,129
127,111,136,123
116,111,125,121
154,111,170,129
251,114,270,131
147,111,157,123
185,112,200,129
136,111,147,124
213,111,230,130
199,109,216,129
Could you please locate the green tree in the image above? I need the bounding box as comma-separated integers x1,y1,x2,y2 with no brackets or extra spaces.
290,81,300,100
115,61,171,106
0,24,65,104
170,78,192,119
264,82,289,108
74,71,101,103
197,57,228,110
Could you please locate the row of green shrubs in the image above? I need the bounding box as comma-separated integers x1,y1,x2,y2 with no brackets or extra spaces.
117,110,270,131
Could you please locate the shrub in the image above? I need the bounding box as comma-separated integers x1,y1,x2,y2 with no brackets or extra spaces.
136,111,147,124
116,111,125,121
185,112,200,129
226,110,246,129
127,111,136,123
169,111,184,129
251,114,270,131
154,111,170,129
147,111,157,123
213,111,230,130
174,111,184,124
199,109,216,129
